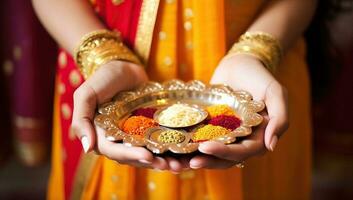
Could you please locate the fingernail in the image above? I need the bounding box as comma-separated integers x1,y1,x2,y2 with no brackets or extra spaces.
269,136,278,152
189,160,201,169
139,159,152,164
190,165,201,169
81,136,89,153
198,142,210,153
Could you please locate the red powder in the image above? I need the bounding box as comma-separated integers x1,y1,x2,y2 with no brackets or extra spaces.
208,115,241,130
132,107,157,119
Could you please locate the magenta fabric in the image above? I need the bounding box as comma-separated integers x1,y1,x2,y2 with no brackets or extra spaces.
1,0,57,166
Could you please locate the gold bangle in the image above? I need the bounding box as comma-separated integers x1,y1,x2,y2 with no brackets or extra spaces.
227,32,282,73
74,29,142,79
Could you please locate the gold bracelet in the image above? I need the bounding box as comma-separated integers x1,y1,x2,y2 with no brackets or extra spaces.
74,29,142,79
227,32,282,72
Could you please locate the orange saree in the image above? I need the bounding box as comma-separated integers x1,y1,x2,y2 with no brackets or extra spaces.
48,0,311,199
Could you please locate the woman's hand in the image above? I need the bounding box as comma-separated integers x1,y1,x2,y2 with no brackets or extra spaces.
70,61,169,170
188,54,289,169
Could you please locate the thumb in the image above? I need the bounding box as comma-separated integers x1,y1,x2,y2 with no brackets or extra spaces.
71,118,95,153
71,85,97,153
264,82,289,151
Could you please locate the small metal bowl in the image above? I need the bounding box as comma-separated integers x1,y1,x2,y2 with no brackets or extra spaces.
144,127,196,154
153,103,208,128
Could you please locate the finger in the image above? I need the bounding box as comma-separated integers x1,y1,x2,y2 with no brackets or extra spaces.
264,82,289,151
96,126,154,163
165,157,184,173
189,154,236,169
72,84,97,153
198,119,267,161
117,160,153,169
150,157,169,171
198,142,248,161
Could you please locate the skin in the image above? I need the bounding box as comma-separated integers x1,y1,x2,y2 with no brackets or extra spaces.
32,0,317,172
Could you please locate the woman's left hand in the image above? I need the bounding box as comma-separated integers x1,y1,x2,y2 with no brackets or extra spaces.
186,54,289,169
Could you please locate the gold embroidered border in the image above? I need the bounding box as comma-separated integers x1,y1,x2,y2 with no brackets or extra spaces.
70,153,99,200
13,115,44,129
134,0,160,63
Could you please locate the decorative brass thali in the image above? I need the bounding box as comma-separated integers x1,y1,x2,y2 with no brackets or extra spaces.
94,80,265,154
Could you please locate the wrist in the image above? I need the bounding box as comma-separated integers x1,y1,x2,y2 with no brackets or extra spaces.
214,53,275,88
220,53,269,74
102,60,148,85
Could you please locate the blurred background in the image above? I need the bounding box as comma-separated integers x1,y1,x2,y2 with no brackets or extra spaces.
0,0,352,199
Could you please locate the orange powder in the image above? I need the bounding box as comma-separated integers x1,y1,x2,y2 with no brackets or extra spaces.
122,116,158,137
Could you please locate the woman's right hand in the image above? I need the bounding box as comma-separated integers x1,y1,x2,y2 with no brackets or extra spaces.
71,60,169,170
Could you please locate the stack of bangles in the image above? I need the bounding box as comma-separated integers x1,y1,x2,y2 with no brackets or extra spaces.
227,31,283,73
74,29,142,79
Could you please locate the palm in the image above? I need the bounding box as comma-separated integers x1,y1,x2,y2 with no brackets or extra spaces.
185,54,288,169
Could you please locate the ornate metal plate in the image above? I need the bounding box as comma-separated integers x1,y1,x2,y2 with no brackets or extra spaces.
94,79,265,154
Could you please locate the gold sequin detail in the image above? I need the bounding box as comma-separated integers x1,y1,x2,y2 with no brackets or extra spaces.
58,52,67,68
58,82,66,94
3,60,14,76
13,45,22,60
69,126,76,140
184,21,192,31
111,194,118,200
159,31,167,40
111,175,119,183
13,115,44,129
148,181,156,190
69,70,81,87
184,8,193,18
112,0,124,6
61,103,72,120
163,56,173,66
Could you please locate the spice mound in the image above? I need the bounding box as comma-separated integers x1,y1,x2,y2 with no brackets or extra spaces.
132,107,157,119
208,115,241,130
192,124,230,142
206,104,236,118
158,130,186,144
122,116,158,137
156,104,206,128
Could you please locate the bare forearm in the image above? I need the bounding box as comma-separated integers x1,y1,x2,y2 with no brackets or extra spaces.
32,0,105,54
248,0,317,51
